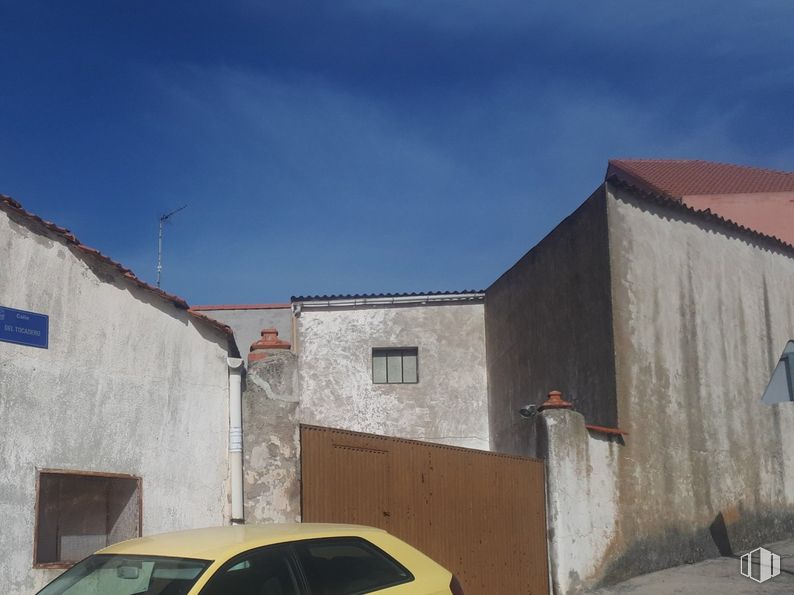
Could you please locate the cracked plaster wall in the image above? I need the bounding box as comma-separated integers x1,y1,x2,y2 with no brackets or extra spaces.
0,209,231,594
541,410,621,595
296,302,489,449
243,351,301,523
243,302,489,524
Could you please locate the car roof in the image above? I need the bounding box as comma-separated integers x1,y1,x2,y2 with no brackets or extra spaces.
99,524,388,560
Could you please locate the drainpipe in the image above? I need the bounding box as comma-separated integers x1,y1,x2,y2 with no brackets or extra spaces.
227,357,244,524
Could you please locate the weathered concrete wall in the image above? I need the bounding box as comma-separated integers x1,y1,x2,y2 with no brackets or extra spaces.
0,210,231,594
514,185,794,592
195,306,292,361
485,187,617,457
594,184,794,587
243,351,301,523
296,302,489,450
242,301,488,524
540,409,622,595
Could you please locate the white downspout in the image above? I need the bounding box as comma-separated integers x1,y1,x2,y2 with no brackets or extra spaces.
227,357,244,524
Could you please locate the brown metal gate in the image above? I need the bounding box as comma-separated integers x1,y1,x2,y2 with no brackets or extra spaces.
300,425,549,594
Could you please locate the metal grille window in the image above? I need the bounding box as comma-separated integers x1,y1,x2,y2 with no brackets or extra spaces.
372,348,418,384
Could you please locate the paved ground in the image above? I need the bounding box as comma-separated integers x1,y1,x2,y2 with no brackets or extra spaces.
593,538,794,594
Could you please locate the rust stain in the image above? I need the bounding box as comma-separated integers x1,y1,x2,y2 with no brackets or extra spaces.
722,505,741,525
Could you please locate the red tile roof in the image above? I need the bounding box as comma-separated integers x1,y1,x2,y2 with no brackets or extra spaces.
0,194,233,339
607,159,794,198
607,177,794,254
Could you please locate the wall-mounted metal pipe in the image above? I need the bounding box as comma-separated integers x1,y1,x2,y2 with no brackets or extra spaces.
227,357,244,524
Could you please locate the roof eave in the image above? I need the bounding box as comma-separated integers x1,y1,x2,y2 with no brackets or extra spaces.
0,194,235,343
292,292,486,309
606,178,794,257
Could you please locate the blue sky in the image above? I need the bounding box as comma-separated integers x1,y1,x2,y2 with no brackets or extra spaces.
2,1,793,304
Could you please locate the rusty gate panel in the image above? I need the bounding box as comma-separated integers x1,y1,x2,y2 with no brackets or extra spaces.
300,425,549,595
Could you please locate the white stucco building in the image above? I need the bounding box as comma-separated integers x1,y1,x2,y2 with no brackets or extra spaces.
237,159,794,593
5,157,793,594
0,195,239,594
293,293,489,450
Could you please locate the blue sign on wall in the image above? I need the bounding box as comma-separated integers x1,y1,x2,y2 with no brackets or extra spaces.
0,306,49,349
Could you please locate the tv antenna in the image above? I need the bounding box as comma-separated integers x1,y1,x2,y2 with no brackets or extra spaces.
156,205,187,288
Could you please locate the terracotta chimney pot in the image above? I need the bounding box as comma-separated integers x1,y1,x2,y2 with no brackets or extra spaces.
248,328,291,364
538,390,573,412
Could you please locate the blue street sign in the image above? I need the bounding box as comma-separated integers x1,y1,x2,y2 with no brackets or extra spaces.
0,306,49,349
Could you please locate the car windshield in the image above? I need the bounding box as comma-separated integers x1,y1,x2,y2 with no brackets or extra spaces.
36,554,211,595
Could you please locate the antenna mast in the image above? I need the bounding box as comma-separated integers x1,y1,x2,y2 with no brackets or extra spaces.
156,205,187,288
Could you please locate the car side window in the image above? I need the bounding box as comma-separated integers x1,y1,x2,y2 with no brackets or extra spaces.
199,544,301,595
294,537,413,595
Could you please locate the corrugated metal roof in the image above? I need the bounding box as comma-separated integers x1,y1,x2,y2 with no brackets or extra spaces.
291,290,485,302
607,159,794,197
0,194,233,338
191,303,291,311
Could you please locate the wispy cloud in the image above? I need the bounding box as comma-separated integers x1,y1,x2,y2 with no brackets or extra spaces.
131,54,783,301
2,1,793,302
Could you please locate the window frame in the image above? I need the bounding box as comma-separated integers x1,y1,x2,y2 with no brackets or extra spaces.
197,537,415,595
33,468,143,570
199,542,304,595
292,536,415,595
372,347,419,385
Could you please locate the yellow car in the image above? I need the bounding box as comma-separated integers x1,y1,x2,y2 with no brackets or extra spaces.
36,523,464,595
